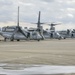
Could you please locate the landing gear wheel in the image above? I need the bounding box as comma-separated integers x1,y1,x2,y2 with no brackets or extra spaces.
58,37,62,40
37,39,40,41
4,38,6,41
10,39,14,41
64,37,66,39
17,39,20,41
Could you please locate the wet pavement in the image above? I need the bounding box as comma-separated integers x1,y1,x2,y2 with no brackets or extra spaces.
0,63,75,75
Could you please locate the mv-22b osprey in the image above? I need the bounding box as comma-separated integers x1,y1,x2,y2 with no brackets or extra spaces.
0,7,45,41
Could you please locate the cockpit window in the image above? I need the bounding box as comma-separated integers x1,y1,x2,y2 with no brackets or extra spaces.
2,27,15,32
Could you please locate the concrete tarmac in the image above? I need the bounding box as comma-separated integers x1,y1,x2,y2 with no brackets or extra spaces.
0,38,75,65
0,36,75,75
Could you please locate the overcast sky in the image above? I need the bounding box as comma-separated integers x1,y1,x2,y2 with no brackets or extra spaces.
0,0,75,30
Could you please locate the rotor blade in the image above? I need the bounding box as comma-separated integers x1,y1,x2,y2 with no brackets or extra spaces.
31,23,46,24
38,11,41,24
19,27,27,38
17,6,19,27
47,23,61,26
37,11,41,28
31,23,38,24
51,24,58,26
40,23,46,24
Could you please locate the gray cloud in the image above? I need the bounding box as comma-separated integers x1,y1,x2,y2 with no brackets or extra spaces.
40,0,55,2
0,0,12,6
0,0,75,25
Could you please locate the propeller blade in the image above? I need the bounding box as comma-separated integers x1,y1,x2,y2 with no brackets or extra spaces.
47,23,61,26
40,23,46,24
19,27,27,38
31,23,38,24
31,23,46,24
17,6,19,27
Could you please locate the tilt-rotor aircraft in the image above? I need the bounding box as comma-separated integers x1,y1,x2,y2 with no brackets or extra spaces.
44,23,66,39
0,7,43,41
30,11,45,40
48,23,61,39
